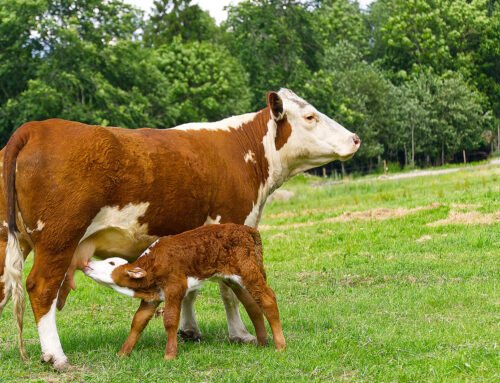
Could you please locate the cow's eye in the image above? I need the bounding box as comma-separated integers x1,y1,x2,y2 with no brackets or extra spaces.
305,114,315,121
109,261,115,266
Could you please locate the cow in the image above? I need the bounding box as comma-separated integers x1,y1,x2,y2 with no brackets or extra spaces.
83,223,286,360
0,89,360,370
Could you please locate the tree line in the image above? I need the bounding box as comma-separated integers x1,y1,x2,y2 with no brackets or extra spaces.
1,0,499,171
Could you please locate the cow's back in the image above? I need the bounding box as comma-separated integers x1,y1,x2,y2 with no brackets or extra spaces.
4,119,259,261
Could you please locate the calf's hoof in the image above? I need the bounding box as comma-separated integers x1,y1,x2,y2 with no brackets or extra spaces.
257,338,269,347
229,333,257,344
178,329,202,342
164,352,177,360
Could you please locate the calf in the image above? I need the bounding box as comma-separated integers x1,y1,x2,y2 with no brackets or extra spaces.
83,224,285,360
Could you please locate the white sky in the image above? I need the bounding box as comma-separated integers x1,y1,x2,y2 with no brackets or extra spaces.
126,0,375,24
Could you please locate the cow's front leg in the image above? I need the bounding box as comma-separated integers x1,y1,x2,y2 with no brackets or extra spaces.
219,281,256,344
179,290,202,340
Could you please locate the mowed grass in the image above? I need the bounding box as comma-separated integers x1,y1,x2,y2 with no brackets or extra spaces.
1,163,499,382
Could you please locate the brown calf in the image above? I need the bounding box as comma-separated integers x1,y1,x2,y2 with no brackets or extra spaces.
83,224,285,359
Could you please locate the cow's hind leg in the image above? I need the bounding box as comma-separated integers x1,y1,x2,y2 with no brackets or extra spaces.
27,245,76,371
0,237,30,318
179,290,202,341
219,281,256,344
0,238,11,318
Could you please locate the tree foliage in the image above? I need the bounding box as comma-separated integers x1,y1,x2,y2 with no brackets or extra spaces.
0,0,498,168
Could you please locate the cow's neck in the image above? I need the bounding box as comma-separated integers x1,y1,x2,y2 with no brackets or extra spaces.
236,108,289,227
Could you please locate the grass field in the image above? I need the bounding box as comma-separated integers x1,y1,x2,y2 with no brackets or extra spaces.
1,163,499,382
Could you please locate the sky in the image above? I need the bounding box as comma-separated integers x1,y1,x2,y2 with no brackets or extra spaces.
126,0,375,24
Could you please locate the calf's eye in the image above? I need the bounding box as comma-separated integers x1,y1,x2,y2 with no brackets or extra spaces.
109,261,115,266
305,115,315,121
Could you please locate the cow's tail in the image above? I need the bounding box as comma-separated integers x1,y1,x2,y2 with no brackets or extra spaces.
3,125,29,359
247,227,266,281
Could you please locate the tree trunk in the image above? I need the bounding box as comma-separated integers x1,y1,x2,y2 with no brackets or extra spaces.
441,141,445,166
411,123,415,166
404,143,408,167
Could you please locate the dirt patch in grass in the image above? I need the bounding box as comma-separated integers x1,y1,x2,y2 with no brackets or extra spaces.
449,203,483,209
427,210,500,226
269,232,289,240
416,235,432,242
264,206,343,220
21,365,88,382
260,203,441,231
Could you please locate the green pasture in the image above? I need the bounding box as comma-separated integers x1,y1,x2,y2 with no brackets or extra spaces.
1,163,499,382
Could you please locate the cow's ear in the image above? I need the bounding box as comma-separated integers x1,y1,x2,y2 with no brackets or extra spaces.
127,267,147,279
266,91,284,121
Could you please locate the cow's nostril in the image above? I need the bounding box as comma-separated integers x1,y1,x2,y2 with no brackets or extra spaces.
353,134,361,146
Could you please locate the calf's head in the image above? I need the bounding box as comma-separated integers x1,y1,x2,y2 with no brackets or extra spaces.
268,89,360,176
83,258,148,297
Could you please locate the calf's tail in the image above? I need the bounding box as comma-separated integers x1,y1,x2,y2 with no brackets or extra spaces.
3,125,30,359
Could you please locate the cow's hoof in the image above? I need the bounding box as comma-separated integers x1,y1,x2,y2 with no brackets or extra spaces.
53,358,71,371
41,354,70,371
41,353,54,363
229,333,257,344
178,329,202,341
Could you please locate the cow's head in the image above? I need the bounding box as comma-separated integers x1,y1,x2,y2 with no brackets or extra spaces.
267,89,360,176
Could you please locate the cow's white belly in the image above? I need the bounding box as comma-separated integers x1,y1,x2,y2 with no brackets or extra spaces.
72,202,159,269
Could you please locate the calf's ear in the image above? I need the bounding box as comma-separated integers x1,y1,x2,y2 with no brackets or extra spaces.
266,91,284,121
127,267,147,279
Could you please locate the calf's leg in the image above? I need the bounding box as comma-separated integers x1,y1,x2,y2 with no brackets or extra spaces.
162,282,187,360
242,277,286,351
119,300,160,356
227,282,268,346
219,281,256,344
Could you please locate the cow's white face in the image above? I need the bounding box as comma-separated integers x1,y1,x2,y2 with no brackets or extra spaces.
272,89,360,176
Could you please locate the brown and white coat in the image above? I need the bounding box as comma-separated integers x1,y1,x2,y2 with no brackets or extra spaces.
0,88,359,369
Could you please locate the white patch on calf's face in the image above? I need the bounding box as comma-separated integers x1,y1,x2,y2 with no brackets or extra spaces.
83,257,128,286
173,113,257,132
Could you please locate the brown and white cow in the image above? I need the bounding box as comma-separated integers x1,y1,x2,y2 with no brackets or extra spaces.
0,89,360,370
